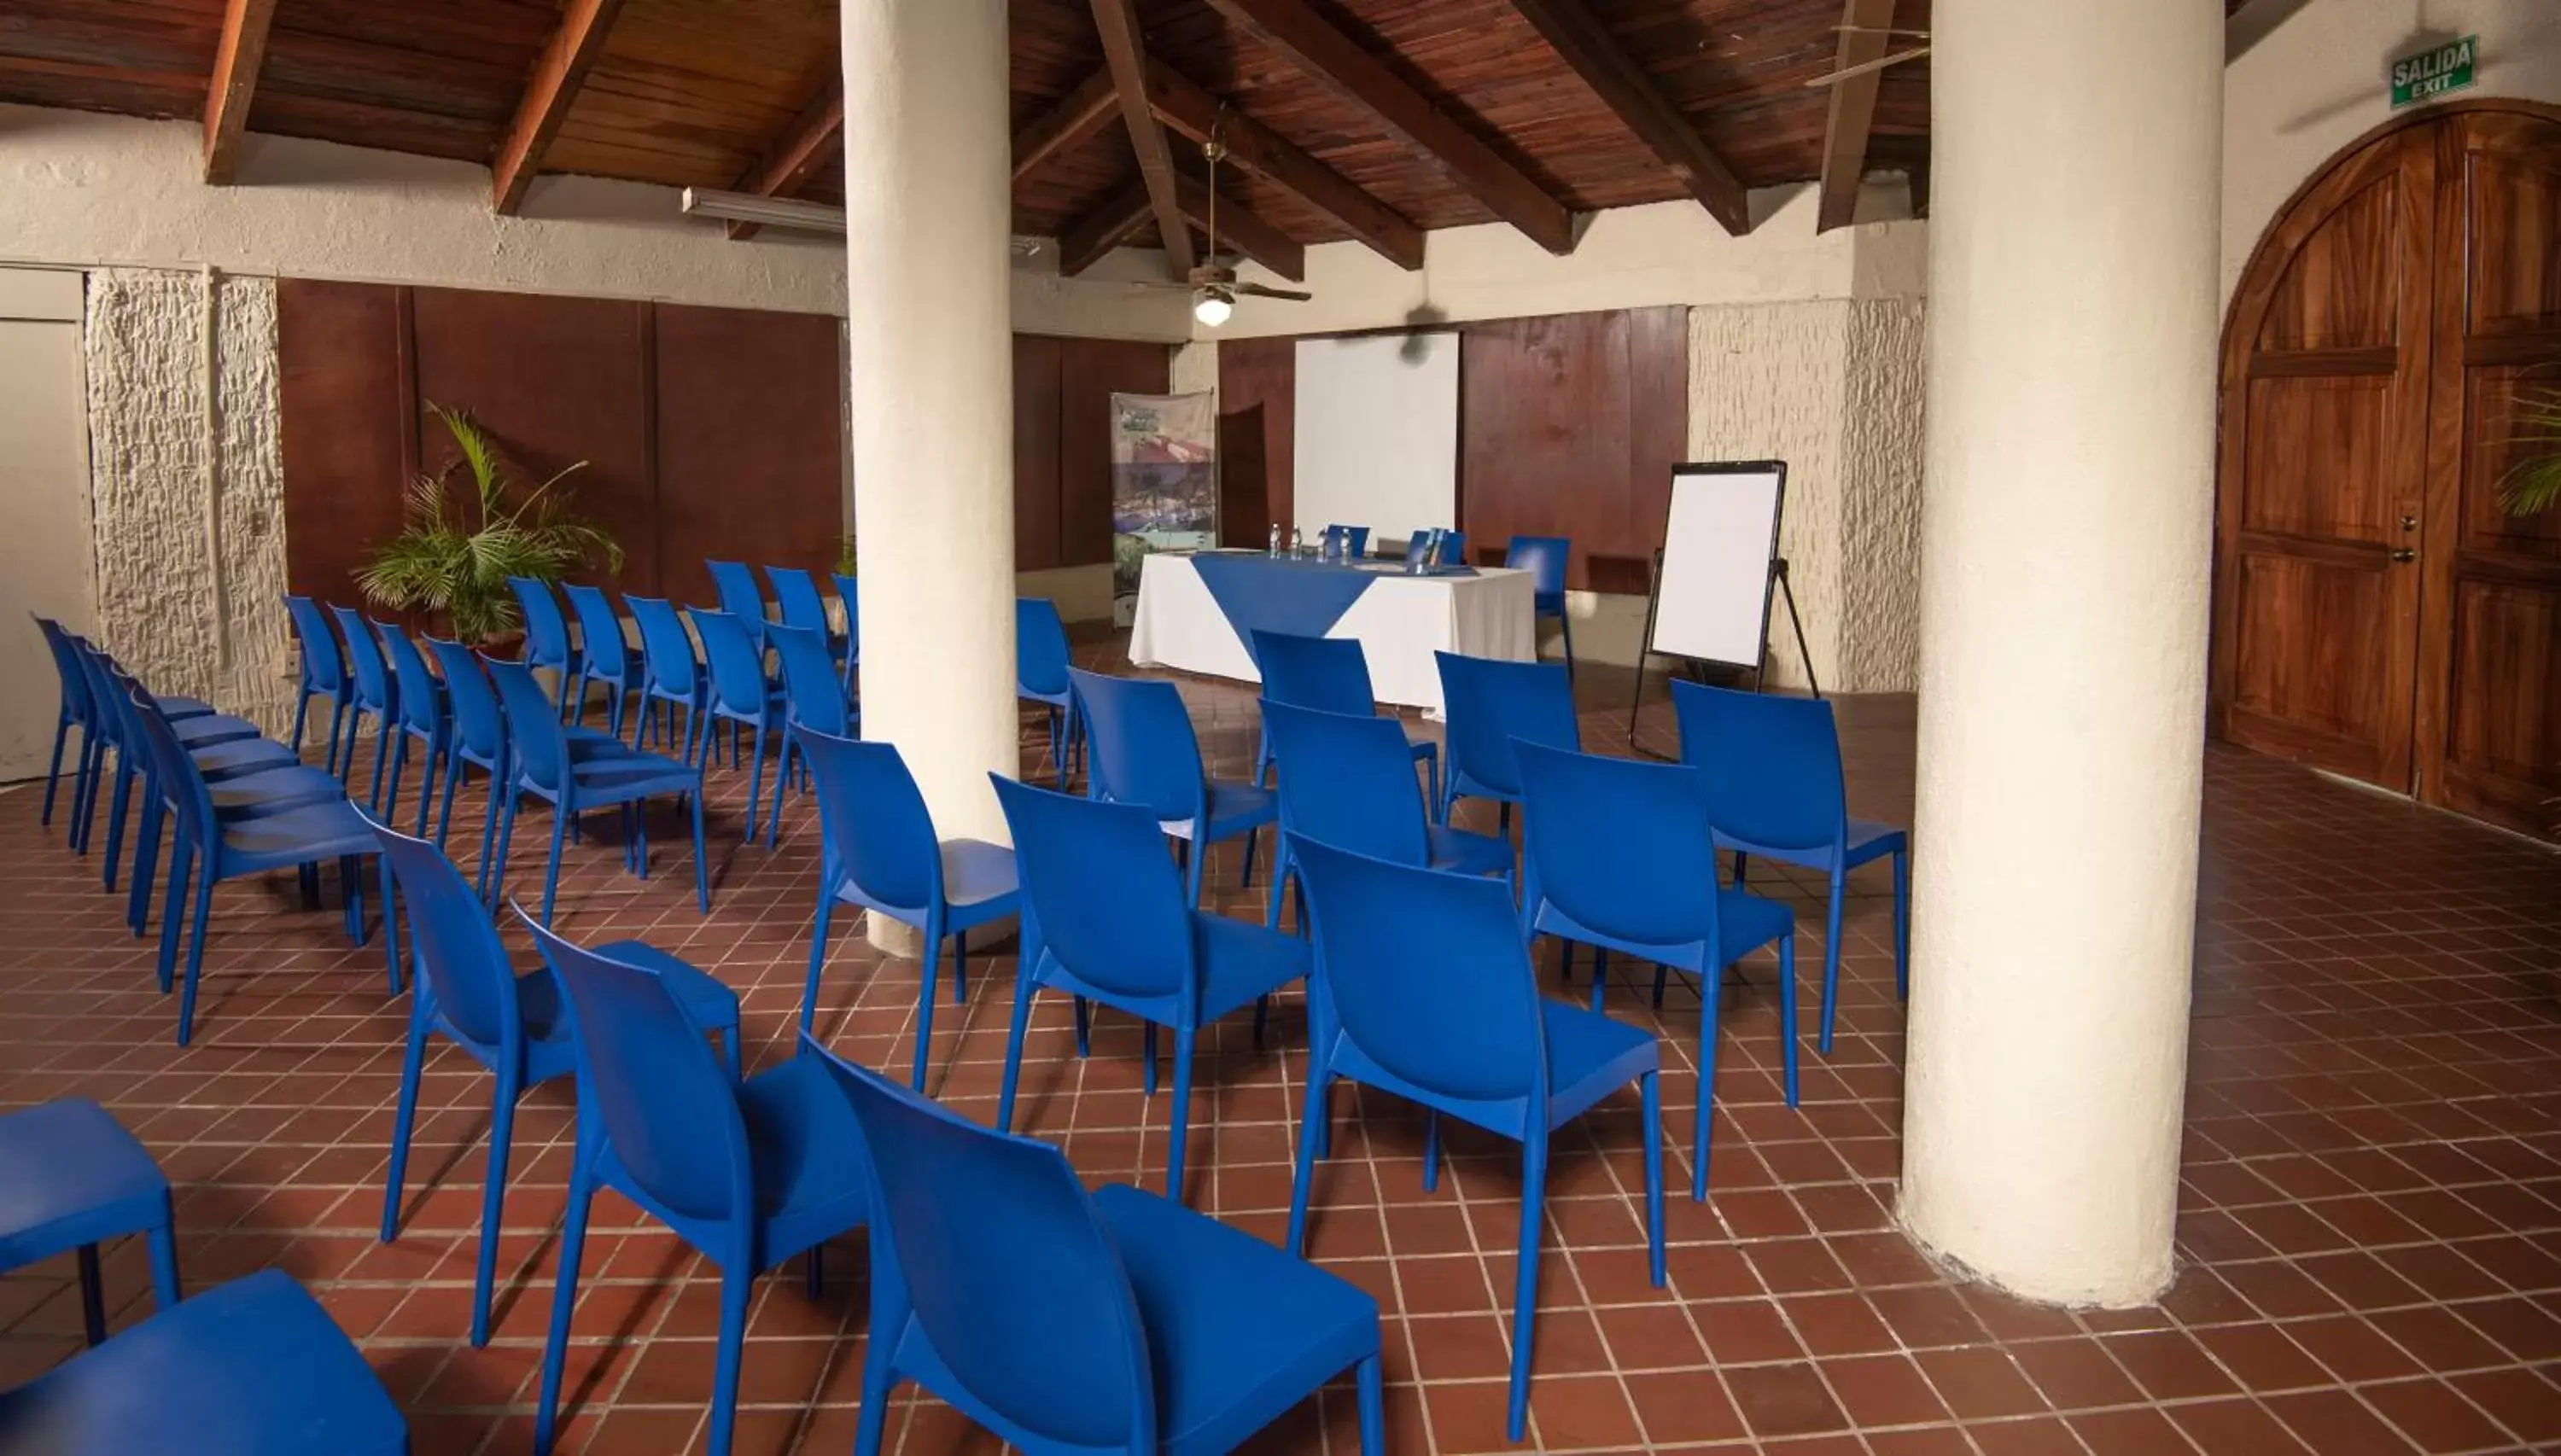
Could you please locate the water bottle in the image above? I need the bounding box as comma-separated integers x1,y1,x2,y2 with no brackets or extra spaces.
1290,526,1304,558
1268,523,1280,557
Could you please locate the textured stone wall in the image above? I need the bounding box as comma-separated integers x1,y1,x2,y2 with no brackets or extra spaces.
1839,300,1927,693
84,269,295,735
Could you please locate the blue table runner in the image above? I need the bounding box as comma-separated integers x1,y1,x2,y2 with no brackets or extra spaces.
1187,555,1388,659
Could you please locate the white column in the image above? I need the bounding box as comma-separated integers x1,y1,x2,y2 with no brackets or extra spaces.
842,0,1017,948
1900,0,2222,1305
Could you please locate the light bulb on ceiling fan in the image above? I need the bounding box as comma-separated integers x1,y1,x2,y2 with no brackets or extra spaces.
1193,288,1234,327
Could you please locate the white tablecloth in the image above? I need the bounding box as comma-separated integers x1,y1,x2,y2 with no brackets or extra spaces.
1128,552,1537,713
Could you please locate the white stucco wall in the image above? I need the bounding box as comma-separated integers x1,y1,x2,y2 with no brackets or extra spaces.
2221,0,2561,304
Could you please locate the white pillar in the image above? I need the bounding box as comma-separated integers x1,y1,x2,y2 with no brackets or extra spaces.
1900,0,2222,1305
842,0,1017,948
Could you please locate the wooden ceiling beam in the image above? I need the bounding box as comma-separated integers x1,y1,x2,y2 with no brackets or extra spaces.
1058,180,1154,277
1144,59,1423,271
1815,0,1895,233
1174,172,1304,282
200,0,280,184
723,79,843,241
1013,68,1119,184
489,0,627,215
1087,0,1195,277
1203,0,1574,255
1503,0,1748,235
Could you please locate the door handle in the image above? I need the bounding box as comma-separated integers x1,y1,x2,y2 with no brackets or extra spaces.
2391,548,2417,563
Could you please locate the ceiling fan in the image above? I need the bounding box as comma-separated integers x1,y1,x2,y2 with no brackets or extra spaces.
1133,119,1312,327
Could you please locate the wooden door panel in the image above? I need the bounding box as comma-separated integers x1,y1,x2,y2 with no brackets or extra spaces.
2238,374,2395,541
2228,550,2397,772
2255,176,2406,352
2447,579,2561,792
2464,150,2561,335
2459,364,2561,555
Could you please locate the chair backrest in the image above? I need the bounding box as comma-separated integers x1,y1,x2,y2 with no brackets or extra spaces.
486,656,569,791
120,680,214,843
506,577,572,667
32,616,90,722
1321,524,1370,558
375,620,442,736
768,567,830,638
812,1044,1152,1451
426,638,507,764
65,639,123,749
1514,741,1722,947
1251,631,1375,717
706,560,767,626
771,624,848,737
366,812,517,1050
991,775,1195,1004
1291,836,1545,1104
283,596,346,693
1016,598,1071,698
1434,651,1579,797
330,604,394,711
796,728,942,912
1065,668,1205,824
561,584,629,678
691,609,769,717
522,915,753,1226
625,595,699,700
831,574,861,667
1260,700,1432,866
1669,678,1848,853
1437,528,1468,568
1504,535,1570,597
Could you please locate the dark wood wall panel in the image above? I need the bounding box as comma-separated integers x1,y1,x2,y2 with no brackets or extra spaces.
277,279,413,601
1059,338,1171,568
1216,335,1296,549
654,303,844,608
1013,335,1066,572
408,287,660,594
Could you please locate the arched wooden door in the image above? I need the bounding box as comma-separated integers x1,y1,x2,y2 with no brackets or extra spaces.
2215,104,2561,836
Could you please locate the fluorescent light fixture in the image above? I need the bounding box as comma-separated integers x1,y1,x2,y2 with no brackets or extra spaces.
680,188,847,234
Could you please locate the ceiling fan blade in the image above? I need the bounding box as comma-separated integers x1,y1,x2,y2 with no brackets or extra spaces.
1237,282,1313,302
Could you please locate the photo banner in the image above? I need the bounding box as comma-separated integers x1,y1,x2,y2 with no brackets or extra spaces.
1111,391,1217,621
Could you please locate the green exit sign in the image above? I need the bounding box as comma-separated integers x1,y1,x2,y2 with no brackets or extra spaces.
2391,36,2478,109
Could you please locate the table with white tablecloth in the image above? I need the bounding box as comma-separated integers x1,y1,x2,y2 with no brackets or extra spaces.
1128,550,1536,713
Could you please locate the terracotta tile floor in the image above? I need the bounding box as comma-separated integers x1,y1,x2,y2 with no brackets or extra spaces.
3,644,2558,1455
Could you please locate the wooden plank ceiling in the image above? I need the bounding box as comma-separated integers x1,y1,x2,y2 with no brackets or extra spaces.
1,0,1965,263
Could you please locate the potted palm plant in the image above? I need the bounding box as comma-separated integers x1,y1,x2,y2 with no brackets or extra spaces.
358,404,622,644
2500,386,2560,518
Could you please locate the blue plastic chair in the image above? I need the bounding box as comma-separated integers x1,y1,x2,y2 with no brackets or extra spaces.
692,608,791,845
1248,629,1438,798
0,1098,182,1348
1258,699,1509,934
1432,650,1580,828
813,1041,1387,1456
1671,678,1911,1051
831,571,861,696
524,916,869,1456
326,604,398,803
423,639,514,893
487,656,709,923
1017,597,1080,788
370,814,739,1348
506,575,577,713
32,616,98,830
71,644,260,884
626,594,706,764
796,728,1018,1085
373,620,452,836
561,584,640,744
0,1268,407,1456
767,566,843,664
1513,740,1798,1197
1505,534,1575,676
770,621,850,798
992,775,1306,1205
1286,835,1665,1441
282,595,352,767
1321,523,1370,559
1069,667,1275,908
125,691,384,1046
707,558,769,637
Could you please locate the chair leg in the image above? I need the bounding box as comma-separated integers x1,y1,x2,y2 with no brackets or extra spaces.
369,717,394,812
1356,1351,1387,1456
1167,1023,1197,1206
908,911,944,1092
801,887,834,1036
1652,963,1671,1010
155,839,192,996
436,754,464,849
1285,1065,1332,1255
1778,935,1800,1108
76,1243,107,1347
850,1312,898,1456
1557,939,1574,985
1641,1071,1667,1287
381,999,429,1243
383,734,407,827
102,756,133,891
1893,848,1911,1002
1421,1110,1442,1192
532,1154,594,1456
1143,1022,1159,1097
492,790,521,910
1588,946,1610,1010
327,697,351,778
1695,953,1726,1202
1183,836,1205,909
1819,870,1845,1056
690,789,710,912
996,964,1037,1133
471,1076,518,1348
41,715,69,825
540,803,569,926
744,721,768,844
1265,859,1290,931
145,1217,181,1311
1735,852,1748,888
175,864,215,1046
705,1266,752,1456
412,743,442,838
1073,996,1091,1058
476,784,505,906
1239,824,1258,888
1506,1133,1549,1442
127,797,162,936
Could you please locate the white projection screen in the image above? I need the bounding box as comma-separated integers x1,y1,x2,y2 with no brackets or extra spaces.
1648,460,1787,668
1292,332,1461,548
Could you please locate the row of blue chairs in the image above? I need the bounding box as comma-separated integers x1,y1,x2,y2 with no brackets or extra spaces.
0,1097,405,1453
